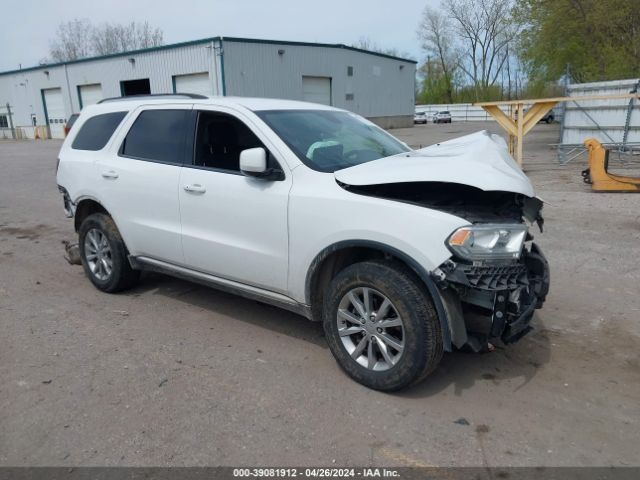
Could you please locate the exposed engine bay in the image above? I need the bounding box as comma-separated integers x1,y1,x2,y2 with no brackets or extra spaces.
341,181,544,226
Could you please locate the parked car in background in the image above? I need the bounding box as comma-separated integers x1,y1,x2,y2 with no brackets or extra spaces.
56,94,549,391
518,108,555,124
64,114,79,137
433,111,452,124
540,109,555,124
414,111,428,124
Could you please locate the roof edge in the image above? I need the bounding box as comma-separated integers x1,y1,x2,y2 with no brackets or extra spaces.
0,37,221,76
221,37,417,64
0,35,416,76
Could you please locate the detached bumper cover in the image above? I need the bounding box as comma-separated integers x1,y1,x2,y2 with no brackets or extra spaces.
438,243,550,345
58,186,75,218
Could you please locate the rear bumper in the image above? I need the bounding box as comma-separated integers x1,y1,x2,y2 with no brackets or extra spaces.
58,185,75,218
435,243,550,348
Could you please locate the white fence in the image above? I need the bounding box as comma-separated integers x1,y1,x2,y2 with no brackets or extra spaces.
416,101,567,123
415,103,495,121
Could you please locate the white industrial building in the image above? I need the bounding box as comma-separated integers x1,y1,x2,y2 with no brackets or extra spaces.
0,36,416,139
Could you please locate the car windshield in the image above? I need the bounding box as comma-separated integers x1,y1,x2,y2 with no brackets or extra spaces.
256,109,411,172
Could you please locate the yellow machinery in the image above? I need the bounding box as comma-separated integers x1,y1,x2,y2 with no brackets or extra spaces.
582,139,640,192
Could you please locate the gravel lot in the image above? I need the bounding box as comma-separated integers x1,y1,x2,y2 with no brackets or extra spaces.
1,122,639,467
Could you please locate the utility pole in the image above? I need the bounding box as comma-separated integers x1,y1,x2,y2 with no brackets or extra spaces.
6,103,16,140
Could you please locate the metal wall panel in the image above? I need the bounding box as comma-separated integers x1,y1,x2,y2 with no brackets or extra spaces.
222,40,416,118
562,78,640,145
0,41,223,138
0,38,415,138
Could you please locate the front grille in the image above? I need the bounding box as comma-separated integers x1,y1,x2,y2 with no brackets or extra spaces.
457,263,528,291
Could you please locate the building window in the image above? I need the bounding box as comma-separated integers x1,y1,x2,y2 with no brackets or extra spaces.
347,66,354,77
0,115,8,128
346,93,354,101
120,78,151,96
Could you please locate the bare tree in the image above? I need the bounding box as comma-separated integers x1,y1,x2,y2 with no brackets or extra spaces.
92,21,163,55
48,19,163,62
417,6,458,103
443,0,518,99
49,19,94,62
351,36,412,58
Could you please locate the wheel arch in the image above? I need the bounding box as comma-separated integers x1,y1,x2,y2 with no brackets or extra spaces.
305,240,452,351
73,196,115,233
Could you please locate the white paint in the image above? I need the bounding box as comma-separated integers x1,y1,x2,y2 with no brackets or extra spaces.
91,103,187,264
335,130,535,197
78,83,103,108
173,72,211,96
57,97,537,307
43,87,65,138
302,76,331,105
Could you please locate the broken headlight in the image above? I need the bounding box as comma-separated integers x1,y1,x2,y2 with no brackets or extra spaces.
447,224,527,261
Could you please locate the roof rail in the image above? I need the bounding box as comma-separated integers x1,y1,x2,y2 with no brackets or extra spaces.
97,93,208,104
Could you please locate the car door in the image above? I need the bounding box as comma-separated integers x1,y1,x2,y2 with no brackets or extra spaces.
178,107,291,293
95,104,191,264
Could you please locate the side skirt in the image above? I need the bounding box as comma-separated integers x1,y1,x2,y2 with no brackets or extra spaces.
130,256,313,320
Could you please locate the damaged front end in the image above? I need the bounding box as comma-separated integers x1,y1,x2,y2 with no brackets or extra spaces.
334,130,550,350
433,241,549,351
347,181,550,350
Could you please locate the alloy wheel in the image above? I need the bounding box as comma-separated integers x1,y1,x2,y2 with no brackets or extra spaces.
336,287,405,371
84,228,113,281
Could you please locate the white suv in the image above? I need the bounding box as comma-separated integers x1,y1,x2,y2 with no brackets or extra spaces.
57,94,549,391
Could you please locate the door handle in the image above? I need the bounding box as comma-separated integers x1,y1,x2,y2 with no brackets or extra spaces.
183,184,206,194
101,170,119,179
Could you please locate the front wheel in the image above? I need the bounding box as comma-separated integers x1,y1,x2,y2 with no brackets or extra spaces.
323,260,443,391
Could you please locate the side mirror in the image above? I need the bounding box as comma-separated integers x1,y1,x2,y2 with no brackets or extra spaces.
240,147,267,176
239,147,284,180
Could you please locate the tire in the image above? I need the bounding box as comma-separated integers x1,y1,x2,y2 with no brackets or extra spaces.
323,260,443,391
78,213,139,293
545,116,553,124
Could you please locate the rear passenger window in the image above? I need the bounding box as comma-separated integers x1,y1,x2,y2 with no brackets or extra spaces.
71,112,127,151
121,110,188,163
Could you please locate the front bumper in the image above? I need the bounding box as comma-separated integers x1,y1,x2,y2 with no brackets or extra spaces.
435,243,550,347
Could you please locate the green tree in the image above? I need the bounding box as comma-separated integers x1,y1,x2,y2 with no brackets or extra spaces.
417,59,456,103
517,0,640,83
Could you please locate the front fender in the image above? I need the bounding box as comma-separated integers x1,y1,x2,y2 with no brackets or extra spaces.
303,239,455,351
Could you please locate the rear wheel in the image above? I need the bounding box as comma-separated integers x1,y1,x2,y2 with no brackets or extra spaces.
78,213,139,293
323,260,443,391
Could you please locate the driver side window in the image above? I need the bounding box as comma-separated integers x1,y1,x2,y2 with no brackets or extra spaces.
193,111,279,173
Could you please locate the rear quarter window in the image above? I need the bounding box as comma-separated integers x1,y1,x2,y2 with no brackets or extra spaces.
71,111,128,151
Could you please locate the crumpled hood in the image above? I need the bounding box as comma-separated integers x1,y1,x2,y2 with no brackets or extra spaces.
334,130,535,198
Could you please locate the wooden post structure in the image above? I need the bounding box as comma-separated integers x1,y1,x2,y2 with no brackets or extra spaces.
475,100,558,168
474,93,640,169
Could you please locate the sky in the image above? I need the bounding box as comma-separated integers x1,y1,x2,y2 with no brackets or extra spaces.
0,0,437,72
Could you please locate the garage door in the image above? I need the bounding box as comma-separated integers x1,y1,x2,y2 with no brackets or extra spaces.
302,76,332,105
79,84,103,108
42,88,66,139
173,72,211,96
